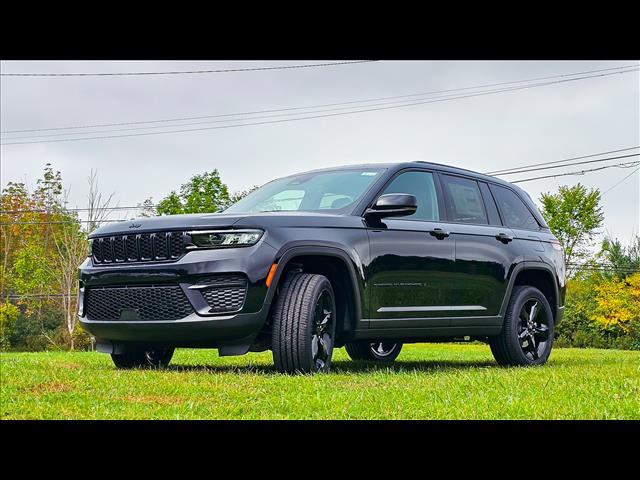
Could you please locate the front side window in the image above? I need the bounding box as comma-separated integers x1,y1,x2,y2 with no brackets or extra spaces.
380,171,440,221
441,175,488,224
224,168,383,214
490,185,540,230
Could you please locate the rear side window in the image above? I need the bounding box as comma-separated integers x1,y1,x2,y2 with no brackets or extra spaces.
490,184,540,231
440,175,488,224
380,171,440,221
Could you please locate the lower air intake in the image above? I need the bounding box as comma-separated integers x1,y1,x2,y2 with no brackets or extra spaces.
198,274,248,313
85,285,194,321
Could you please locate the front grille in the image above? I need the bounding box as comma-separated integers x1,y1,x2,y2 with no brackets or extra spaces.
85,285,193,321
91,231,185,265
198,274,248,313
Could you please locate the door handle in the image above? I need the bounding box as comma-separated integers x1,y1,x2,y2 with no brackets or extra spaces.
428,228,450,240
495,233,514,244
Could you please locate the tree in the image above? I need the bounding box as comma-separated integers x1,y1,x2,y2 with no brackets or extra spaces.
539,183,604,270
144,171,256,217
137,197,157,217
1,166,68,350
156,170,231,215
51,213,87,350
598,235,640,278
85,169,116,232
156,191,184,215
224,185,258,210
1,164,103,351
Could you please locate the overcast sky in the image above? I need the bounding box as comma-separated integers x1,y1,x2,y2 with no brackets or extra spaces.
1,60,638,244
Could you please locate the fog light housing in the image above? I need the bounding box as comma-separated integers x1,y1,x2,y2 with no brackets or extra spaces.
77,283,85,317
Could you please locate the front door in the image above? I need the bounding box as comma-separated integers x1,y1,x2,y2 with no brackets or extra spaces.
366,170,456,328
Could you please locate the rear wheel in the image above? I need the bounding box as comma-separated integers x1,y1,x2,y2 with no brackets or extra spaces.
111,347,175,369
345,341,403,363
272,273,336,374
490,285,554,366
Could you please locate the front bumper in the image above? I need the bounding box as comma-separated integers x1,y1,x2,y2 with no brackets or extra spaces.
78,240,278,348
80,310,268,350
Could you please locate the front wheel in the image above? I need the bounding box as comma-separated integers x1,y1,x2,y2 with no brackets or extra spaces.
111,347,175,369
271,273,336,374
345,341,403,363
490,286,554,366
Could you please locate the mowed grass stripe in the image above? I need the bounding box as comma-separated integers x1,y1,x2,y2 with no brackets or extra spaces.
1,344,638,420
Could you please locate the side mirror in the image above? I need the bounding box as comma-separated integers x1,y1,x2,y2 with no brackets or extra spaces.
364,193,417,222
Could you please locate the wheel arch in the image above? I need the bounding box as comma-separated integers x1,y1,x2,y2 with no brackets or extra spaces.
501,262,561,323
265,245,364,340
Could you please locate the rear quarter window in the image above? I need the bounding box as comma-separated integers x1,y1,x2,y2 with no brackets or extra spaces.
490,184,540,231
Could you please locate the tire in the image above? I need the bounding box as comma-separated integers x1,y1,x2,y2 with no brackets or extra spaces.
490,285,554,367
111,347,175,369
271,273,337,374
345,341,403,363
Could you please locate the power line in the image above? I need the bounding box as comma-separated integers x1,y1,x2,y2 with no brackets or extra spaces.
567,266,640,273
6,292,78,300
2,68,638,146
3,64,636,135
511,161,640,183
2,160,637,222
0,60,377,77
492,153,640,177
10,85,570,141
13,84,640,142
601,167,640,196
0,154,635,224
485,146,639,175
567,262,640,268
568,266,640,270
2,148,638,216
0,205,151,214
0,219,130,226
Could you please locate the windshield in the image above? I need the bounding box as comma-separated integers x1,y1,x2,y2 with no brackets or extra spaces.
224,168,384,214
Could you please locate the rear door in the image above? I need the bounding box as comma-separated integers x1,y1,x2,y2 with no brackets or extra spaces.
437,173,523,322
488,183,548,261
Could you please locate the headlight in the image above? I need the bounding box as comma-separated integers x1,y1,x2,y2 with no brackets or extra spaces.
187,229,264,249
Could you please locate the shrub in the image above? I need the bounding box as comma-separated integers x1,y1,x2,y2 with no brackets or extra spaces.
555,272,640,350
0,302,19,351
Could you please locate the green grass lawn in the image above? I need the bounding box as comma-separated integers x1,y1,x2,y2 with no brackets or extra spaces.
1,344,638,419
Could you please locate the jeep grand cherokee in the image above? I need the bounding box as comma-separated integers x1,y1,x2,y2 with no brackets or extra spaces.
79,162,565,373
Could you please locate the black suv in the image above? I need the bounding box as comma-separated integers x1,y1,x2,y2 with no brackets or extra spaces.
79,162,565,373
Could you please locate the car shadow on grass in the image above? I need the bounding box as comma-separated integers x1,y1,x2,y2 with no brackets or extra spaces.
166,359,497,375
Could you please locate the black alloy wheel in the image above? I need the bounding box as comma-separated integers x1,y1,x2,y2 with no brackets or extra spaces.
490,285,554,366
517,298,551,361
111,347,175,369
272,273,337,374
345,340,403,363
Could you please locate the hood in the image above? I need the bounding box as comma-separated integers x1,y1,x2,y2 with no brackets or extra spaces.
88,211,364,237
